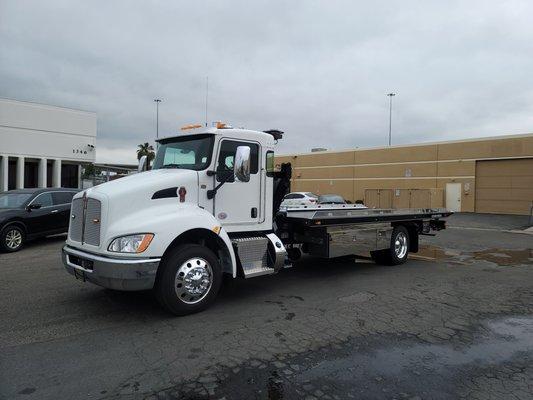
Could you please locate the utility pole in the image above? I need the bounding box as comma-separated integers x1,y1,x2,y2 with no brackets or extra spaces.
387,93,396,146
154,98,161,145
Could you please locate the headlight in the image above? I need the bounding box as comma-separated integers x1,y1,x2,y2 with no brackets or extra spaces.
108,233,154,253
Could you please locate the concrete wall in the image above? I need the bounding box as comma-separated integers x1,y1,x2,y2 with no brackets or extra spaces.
0,98,97,191
0,98,96,161
275,133,533,214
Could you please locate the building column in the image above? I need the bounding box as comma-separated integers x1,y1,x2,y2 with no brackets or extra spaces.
52,159,62,188
38,158,47,188
16,156,25,189
77,165,82,189
0,156,8,192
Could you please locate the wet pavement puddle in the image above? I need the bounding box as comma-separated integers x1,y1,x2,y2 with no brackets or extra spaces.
413,245,533,267
171,316,533,399
294,316,533,383
472,248,533,266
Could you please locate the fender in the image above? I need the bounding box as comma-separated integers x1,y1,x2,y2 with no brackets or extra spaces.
0,218,27,234
103,203,238,277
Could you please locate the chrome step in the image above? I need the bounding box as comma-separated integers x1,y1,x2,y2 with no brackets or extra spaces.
242,266,275,278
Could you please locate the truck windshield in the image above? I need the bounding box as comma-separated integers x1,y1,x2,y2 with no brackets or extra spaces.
153,134,214,170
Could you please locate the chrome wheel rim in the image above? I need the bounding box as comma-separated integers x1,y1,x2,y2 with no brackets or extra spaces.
394,232,408,259
174,257,213,304
5,229,22,250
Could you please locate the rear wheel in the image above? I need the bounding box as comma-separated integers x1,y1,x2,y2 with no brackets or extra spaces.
372,226,409,266
155,244,222,315
0,225,25,253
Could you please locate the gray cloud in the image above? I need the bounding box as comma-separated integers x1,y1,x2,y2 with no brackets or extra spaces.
1,0,532,163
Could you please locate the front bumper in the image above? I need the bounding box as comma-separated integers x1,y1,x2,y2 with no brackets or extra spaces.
62,245,160,291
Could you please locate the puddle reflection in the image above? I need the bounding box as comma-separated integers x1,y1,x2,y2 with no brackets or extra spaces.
414,245,533,266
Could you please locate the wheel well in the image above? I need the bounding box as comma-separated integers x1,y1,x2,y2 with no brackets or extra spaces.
1,220,27,235
162,228,233,275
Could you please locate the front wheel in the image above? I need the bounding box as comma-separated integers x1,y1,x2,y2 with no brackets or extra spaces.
0,225,25,253
372,226,410,266
155,244,222,315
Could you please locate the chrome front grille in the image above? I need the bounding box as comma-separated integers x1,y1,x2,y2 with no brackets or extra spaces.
84,198,101,246
68,196,101,246
69,198,84,242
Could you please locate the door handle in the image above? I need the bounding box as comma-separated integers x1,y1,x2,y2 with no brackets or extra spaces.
51,209,59,214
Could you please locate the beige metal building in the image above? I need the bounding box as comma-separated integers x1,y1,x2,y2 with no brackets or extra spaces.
275,133,533,215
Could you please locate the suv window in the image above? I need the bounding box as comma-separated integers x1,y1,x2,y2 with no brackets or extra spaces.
32,192,53,207
52,192,75,205
318,195,345,204
216,140,259,182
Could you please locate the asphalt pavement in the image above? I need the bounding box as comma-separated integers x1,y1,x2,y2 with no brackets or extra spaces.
1,214,532,399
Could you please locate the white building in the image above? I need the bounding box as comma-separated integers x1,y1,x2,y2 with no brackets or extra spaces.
0,98,96,192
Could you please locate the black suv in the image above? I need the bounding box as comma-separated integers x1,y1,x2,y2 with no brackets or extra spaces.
0,188,79,252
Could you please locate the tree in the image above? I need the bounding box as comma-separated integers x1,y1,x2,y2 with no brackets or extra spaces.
82,163,101,179
137,142,155,169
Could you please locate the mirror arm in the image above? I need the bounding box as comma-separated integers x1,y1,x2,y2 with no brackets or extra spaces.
206,170,233,200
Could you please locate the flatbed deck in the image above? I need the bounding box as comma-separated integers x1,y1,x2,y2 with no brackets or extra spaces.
276,206,452,262
278,207,452,226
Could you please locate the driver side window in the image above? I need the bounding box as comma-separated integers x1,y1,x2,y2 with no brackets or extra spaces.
32,192,53,207
216,140,259,182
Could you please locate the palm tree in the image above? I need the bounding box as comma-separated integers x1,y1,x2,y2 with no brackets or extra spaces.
137,142,155,169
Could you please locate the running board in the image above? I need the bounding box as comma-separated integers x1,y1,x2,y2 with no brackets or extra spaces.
242,266,275,278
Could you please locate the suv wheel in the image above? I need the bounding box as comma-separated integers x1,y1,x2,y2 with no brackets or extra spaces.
0,225,25,253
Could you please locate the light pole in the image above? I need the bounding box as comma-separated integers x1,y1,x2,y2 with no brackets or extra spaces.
154,99,162,143
205,76,209,127
387,93,396,146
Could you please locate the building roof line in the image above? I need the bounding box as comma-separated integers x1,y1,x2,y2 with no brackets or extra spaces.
278,132,533,157
0,97,96,115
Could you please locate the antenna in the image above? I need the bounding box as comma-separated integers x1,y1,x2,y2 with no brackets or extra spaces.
205,76,209,127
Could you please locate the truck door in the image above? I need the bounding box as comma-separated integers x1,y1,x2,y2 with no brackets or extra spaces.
213,139,261,228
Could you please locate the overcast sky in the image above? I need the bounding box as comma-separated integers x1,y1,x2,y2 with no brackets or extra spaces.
1,0,533,163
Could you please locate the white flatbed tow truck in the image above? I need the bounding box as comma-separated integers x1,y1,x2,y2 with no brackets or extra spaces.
62,125,451,315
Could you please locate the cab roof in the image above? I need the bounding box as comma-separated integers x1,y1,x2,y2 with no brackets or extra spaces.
157,127,282,144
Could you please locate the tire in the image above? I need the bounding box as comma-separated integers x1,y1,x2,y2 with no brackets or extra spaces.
372,226,409,266
155,244,222,316
0,224,25,253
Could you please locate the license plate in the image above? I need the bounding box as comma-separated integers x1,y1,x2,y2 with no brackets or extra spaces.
73,268,86,282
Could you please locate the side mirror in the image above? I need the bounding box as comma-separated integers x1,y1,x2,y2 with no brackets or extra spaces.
138,155,148,173
27,203,42,211
234,146,251,183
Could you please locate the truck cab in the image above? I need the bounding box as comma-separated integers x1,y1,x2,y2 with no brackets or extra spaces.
151,127,277,232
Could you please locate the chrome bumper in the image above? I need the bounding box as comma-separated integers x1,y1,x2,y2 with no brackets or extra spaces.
62,245,160,291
